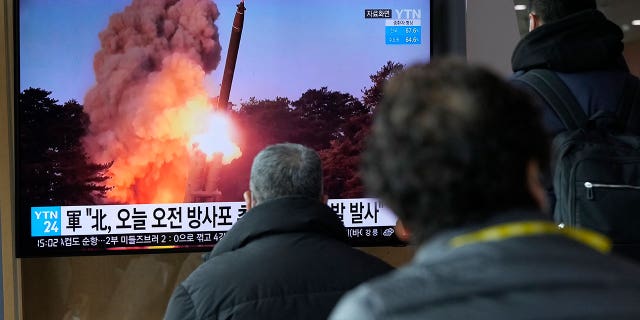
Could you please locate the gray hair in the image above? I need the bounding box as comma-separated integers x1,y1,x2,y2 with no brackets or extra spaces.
249,143,323,204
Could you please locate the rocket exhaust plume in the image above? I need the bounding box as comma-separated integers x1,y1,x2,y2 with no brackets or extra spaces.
83,0,240,204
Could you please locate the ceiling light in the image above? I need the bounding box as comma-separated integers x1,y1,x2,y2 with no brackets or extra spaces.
514,5,527,11
632,20,640,26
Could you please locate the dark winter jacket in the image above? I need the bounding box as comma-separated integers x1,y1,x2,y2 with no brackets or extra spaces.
511,9,637,135
330,210,640,320
164,196,393,320
510,10,639,214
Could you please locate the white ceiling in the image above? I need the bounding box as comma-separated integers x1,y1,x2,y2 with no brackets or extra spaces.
513,0,640,43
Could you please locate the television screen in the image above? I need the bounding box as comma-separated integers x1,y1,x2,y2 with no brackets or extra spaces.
16,0,431,257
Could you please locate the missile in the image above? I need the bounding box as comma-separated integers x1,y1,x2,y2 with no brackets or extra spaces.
218,0,245,110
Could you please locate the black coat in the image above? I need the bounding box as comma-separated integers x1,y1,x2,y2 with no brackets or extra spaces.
511,10,637,136
164,196,393,320
510,10,639,212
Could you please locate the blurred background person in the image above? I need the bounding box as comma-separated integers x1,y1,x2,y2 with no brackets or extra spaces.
330,60,640,320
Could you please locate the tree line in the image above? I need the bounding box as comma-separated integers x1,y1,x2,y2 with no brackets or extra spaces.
17,61,404,205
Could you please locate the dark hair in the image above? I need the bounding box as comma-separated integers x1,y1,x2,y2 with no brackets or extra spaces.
362,59,549,243
250,143,323,204
529,0,596,23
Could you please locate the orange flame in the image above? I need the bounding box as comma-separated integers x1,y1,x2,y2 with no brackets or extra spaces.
84,54,243,204
190,111,242,163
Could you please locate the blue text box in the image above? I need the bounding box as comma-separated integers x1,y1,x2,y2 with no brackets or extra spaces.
31,206,62,236
385,26,422,45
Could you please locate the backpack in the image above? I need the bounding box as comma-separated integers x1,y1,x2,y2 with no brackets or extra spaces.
517,69,640,258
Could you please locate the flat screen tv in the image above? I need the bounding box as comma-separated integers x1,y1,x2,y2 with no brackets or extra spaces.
15,0,433,257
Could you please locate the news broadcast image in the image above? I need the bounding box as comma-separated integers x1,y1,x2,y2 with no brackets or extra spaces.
17,0,430,256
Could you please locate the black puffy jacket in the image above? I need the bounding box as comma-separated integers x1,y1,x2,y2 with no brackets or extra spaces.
164,196,393,320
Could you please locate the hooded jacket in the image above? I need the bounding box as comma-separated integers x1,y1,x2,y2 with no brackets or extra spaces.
511,9,637,135
164,196,392,320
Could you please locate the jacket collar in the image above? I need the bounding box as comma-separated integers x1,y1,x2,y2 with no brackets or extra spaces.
414,210,551,264
206,196,347,260
511,10,627,73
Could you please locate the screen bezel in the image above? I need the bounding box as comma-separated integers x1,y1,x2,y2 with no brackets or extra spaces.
13,0,446,258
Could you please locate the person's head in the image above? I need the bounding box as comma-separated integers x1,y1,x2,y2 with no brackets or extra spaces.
363,59,549,244
246,143,323,207
528,0,597,31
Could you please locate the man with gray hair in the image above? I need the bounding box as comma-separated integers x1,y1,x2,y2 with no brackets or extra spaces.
246,142,324,207
164,143,392,320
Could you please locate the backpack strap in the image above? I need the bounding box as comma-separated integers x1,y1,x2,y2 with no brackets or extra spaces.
516,69,587,131
616,75,640,134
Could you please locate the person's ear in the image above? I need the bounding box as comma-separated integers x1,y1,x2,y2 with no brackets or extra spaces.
243,190,252,210
529,12,542,32
395,219,411,243
526,160,548,213
321,194,329,204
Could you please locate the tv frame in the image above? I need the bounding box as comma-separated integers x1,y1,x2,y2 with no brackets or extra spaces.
12,0,465,258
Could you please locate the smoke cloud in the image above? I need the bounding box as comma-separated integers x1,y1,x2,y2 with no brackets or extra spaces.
83,0,223,204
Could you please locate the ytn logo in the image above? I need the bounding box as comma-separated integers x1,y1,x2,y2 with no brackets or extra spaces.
395,9,421,19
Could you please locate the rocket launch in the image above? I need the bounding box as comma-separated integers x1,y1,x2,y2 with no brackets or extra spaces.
82,0,241,204
184,0,246,202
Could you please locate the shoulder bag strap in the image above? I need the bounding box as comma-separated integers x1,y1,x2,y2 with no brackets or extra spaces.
616,75,640,134
516,69,587,131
